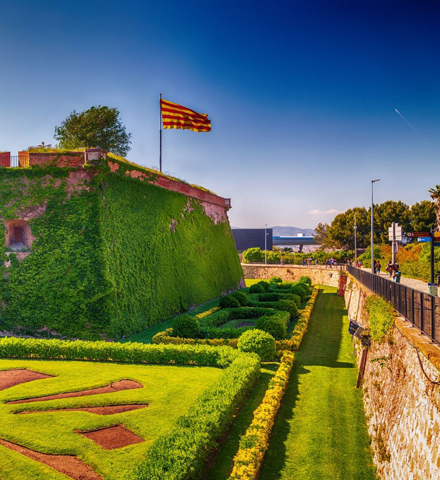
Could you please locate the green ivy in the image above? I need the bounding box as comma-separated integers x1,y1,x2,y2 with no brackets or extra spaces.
0,165,242,340
100,174,243,338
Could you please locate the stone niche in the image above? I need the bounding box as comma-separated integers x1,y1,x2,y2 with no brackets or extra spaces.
4,219,34,251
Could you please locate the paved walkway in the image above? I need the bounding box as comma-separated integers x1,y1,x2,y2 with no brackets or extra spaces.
360,268,431,294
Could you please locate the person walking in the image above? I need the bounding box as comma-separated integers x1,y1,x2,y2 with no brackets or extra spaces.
393,264,401,283
386,261,393,278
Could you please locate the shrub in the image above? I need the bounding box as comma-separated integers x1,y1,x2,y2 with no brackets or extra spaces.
172,314,200,338
238,329,276,361
249,283,264,294
290,294,301,308
200,309,231,327
299,276,312,286
242,247,264,263
291,284,307,302
269,276,283,284
257,281,271,292
255,316,287,340
258,292,279,302
230,291,248,306
200,326,252,339
276,299,298,319
220,295,241,308
365,295,395,342
276,281,294,290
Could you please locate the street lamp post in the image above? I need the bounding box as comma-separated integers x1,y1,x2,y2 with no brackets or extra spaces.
371,179,380,274
354,213,357,266
264,224,267,265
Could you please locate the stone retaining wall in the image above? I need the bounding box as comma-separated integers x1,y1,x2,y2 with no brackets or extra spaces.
345,275,440,479
241,264,342,288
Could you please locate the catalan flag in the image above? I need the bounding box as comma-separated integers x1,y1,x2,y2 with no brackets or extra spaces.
161,99,211,132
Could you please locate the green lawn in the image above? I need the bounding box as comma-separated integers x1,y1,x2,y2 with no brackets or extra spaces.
259,286,377,480
0,359,222,479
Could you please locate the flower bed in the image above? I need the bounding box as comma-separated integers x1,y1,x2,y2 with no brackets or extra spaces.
228,351,295,480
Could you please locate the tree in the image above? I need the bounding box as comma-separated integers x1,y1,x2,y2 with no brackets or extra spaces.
408,201,436,233
429,185,440,231
54,106,132,156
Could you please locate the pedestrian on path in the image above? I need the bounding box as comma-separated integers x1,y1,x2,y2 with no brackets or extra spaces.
392,264,401,283
386,261,393,278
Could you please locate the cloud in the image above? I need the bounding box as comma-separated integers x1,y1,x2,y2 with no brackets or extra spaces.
307,208,340,215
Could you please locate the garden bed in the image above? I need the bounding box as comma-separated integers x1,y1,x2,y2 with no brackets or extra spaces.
0,341,259,480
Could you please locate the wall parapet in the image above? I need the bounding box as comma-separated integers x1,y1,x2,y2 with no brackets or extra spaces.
345,274,440,479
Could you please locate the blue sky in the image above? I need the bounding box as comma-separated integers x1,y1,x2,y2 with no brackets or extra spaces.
1,0,439,229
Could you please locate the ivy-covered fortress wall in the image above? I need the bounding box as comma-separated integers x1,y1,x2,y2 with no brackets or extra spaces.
0,152,243,339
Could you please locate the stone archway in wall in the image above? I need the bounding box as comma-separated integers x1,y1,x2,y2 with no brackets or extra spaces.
4,219,34,251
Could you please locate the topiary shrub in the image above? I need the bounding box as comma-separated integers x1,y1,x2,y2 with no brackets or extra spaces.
291,294,301,308
172,314,200,338
269,276,283,284
291,285,307,302
299,276,312,286
276,299,298,320
238,329,276,361
220,295,241,309
249,283,265,294
230,291,248,306
255,316,286,340
257,281,271,292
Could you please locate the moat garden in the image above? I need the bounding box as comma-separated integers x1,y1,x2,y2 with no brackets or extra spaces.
0,277,377,479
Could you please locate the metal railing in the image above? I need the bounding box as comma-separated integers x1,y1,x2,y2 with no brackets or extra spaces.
10,156,19,167
347,265,440,344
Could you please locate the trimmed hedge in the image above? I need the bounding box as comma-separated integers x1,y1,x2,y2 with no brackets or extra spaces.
0,337,246,367
255,316,286,340
230,291,248,306
229,351,295,480
172,314,200,338
220,295,241,309
238,329,276,361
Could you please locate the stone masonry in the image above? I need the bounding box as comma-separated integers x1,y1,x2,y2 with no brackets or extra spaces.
345,275,440,479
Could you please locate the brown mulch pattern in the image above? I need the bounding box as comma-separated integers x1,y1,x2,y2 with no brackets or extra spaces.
8,379,143,404
78,424,144,450
0,369,54,391
17,404,149,415
0,439,103,480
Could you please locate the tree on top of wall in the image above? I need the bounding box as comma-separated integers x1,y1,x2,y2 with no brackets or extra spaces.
54,106,132,156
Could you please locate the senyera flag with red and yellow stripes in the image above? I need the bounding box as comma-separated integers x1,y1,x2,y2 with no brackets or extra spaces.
161,99,211,132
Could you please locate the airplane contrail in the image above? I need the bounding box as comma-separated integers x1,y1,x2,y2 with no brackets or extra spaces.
394,108,424,140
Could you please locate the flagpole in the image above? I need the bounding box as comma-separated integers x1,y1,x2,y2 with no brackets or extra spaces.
159,93,162,173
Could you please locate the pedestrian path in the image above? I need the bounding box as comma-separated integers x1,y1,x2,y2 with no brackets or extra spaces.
259,286,377,480
361,268,430,294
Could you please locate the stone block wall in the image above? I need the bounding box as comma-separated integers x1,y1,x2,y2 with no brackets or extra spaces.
345,275,440,479
241,264,342,287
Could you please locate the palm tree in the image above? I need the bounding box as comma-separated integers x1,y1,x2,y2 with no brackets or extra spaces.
429,185,440,232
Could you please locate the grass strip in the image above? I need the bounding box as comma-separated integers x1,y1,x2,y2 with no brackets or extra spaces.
259,286,377,480
226,288,319,480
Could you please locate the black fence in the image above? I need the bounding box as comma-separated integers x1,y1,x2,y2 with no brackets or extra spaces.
347,265,440,344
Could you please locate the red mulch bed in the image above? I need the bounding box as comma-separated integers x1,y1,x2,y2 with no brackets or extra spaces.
0,439,102,480
78,424,144,450
8,379,143,404
0,369,54,391
17,404,148,415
